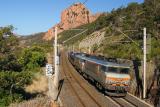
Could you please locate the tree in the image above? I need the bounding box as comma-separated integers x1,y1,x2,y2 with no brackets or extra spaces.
0,26,21,71
0,71,33,106
19,46,46,69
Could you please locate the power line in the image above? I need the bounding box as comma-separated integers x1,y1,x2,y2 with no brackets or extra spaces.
63,29,88,44
82,0,88,5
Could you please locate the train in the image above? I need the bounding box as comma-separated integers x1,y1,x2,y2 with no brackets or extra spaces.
68,51,131,96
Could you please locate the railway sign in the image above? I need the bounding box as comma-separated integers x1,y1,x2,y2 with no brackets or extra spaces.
56,56,60,65
46,64,53,76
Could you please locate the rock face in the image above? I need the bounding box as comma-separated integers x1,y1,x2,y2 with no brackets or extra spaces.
43,2,101,40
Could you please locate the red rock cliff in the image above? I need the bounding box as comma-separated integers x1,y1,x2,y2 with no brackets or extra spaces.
43,3,101,40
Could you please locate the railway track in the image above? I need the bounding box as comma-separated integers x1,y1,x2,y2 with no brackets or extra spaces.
109,93,154,107
60,50,153,107
61,51,101,107
110,97,137,107
109,90,153,107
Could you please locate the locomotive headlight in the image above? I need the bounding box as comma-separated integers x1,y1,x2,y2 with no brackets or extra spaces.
123,81,130,85
105,79,112,84
106,78,116,84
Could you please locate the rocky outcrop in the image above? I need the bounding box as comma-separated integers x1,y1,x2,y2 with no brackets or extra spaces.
43,2,101,40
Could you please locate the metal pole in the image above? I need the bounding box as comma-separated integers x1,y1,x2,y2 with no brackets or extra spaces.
79,43,80,52
73,45,74,52
54,26,59,88
89,46,91,54
143,27,147,99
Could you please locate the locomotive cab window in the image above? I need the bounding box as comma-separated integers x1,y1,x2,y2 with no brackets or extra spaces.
108,67,129,74
108,67,118,73
80,59,85,63
119,68,129,74
101,66,106,72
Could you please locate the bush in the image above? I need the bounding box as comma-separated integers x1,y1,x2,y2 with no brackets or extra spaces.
0,71,33,106
19,46,47,70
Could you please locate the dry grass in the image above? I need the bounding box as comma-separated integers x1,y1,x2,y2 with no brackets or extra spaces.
25,73,48,94
10,97,55,107
10,72,59,107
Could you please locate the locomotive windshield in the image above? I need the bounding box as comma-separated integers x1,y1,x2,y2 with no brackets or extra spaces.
108,67,129,74
108,67,118,73
119,68,129,74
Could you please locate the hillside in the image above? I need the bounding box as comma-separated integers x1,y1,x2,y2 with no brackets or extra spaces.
58,0,160,104
19,32,46,46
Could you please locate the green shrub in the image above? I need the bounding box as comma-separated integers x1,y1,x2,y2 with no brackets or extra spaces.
19,46,47,70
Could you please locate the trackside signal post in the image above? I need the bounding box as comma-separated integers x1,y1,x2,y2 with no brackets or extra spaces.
54,26,59,89
143,28,146,99
46,26,60,102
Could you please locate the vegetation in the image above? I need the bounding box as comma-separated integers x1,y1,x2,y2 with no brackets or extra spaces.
100,0,160,60
20,32,45,46
0,26,47,106
19,46,46,69
20,32,53,52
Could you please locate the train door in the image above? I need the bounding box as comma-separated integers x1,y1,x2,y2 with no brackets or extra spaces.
78,59,85,73
96,65,102,82
81,60,85,73
99,65,107,85
85,61,98,80
74,57,79,68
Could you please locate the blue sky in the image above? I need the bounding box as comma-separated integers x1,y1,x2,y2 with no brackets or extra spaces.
0,0,144,35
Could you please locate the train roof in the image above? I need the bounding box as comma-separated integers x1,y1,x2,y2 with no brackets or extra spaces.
75,54,130,68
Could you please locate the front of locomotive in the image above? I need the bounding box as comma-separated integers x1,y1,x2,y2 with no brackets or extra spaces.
104,64,131,96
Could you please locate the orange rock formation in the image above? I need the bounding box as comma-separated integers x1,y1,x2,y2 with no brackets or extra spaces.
43,2,101,40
